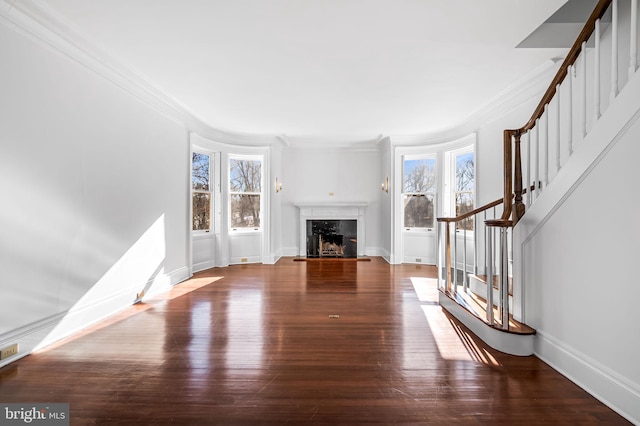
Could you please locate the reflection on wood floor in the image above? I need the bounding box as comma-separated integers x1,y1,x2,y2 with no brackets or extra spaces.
0,258,630,424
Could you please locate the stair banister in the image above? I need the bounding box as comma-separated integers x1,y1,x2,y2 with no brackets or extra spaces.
435,0,640,351
506,0,613,224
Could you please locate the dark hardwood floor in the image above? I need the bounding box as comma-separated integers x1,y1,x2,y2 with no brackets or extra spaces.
0,258,630,424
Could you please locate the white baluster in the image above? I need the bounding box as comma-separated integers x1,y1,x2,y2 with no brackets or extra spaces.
483,211,488,276
630,0,638,79
437,221,442,290
463,226,468,293
611,0,619,102
594,18,601,121
544,105,549,187
581,41,588,137
568,65,574,156
526,131,531,206
556,83,561,172
486,226,494,325
473,215,478,275
500,227,510,330
535,119,540,195
453,222,457,296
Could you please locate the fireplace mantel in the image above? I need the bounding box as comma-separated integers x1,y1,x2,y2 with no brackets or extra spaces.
294,201,368,208
294,202,367,257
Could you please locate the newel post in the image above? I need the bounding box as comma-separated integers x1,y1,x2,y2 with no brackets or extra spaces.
501,130,513,222
513,130,525,224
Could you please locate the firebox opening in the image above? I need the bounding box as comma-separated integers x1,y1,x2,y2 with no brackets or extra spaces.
306,220,357,258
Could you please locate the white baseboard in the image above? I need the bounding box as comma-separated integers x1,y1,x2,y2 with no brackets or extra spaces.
280,247,299,257
365,246,388,257
535,331,640,424
0,265,189,369
192,259,217,273
229,255,262,265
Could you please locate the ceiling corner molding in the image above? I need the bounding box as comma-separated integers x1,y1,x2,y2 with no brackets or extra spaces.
466,58,562,124
283,134,385,151
1,0,282,147
194,125,283,147
389,58,561,147
276,135,291,147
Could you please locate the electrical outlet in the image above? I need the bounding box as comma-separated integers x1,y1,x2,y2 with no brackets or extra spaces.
0,343,18,360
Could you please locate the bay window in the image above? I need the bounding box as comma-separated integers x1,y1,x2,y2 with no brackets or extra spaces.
229,156,262,230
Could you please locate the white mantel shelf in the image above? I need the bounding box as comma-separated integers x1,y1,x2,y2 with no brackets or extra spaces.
295,202,368,257
293,201,368,208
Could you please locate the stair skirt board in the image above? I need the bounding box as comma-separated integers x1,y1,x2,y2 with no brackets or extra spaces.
438,291,534,356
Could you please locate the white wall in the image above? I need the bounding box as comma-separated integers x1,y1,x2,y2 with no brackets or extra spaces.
379,137,392,261
280,146,383,256
270,144,284,262
0,19,189,365
516,71,640,423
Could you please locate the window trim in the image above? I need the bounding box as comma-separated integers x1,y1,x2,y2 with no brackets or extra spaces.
444,144,475,224
402,153,438,231
191,151,213,235
228,154,263,232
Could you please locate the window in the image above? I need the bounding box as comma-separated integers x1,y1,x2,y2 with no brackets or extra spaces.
452,148,475,230
403,156,437,229
192,152,212,232
229,156,262,230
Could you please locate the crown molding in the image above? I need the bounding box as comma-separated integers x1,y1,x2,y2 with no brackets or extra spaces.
2,0,564,150
389,58,563,146
281,133,385,151
0,0,282,147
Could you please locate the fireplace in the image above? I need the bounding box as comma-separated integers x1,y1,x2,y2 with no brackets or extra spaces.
294,202,367,258
307,220,357,258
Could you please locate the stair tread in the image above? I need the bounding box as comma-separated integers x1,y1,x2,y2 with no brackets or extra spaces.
441,288,536,335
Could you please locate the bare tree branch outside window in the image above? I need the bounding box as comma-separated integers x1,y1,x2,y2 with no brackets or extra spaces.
455,152,474,230
192,153,211,231
403,158,436,228
230,158,261,229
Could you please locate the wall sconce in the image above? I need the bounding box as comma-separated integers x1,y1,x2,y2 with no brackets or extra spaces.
381,176,389,193
275,176,283,193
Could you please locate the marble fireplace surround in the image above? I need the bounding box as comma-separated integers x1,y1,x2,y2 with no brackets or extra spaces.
294,202,367,257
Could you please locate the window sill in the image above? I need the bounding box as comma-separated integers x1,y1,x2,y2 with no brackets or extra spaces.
229,229,262,235
192,231,213,239
403,228,434,233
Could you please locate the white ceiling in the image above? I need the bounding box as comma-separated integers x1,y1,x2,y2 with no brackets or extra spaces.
33,0,571,144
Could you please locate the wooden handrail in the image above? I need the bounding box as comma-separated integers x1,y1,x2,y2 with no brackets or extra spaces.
437,197,503,223
437,184,536,225
440,1,612,229
500,0,612,225
521,0,612,132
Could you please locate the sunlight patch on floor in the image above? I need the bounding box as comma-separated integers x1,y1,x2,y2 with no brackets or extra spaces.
422,304,501,366
410,276,501,366
35,276,223,356
148,276,223,301
409,277,439,302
